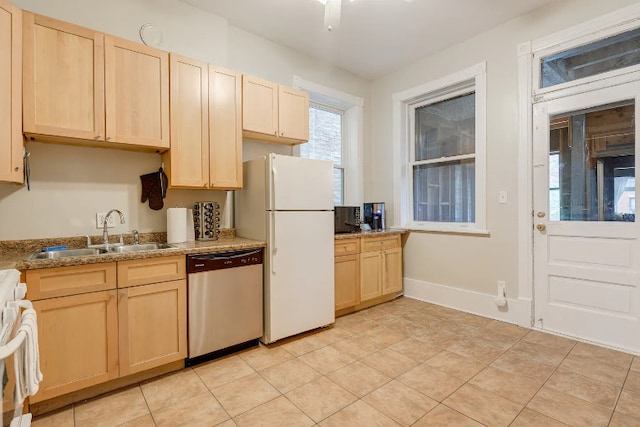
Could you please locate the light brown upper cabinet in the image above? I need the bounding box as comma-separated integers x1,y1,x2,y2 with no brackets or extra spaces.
22,13,169,151
164,54,242,189
242,75,309,145
0,0,22,184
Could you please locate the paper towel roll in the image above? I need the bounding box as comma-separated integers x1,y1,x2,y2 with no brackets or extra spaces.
186,208,195,242
167,208,187,243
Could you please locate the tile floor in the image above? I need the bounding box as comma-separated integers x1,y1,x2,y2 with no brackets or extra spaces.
31,297,640,427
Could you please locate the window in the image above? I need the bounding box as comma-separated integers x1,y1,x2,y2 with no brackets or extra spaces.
393,63,487,233
301,104,344,206
294,76,364,207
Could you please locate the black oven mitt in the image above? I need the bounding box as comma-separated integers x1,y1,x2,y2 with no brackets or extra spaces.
140,168,168,210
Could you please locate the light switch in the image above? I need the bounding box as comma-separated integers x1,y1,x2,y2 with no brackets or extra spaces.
499,191,508,204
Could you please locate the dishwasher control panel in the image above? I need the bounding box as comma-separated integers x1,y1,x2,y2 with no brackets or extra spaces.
187,248,263,273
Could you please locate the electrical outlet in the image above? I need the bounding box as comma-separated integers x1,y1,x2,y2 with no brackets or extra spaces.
96,212,116,229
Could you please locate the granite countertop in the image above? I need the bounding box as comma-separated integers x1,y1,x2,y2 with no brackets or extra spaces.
333,229,407,240
0,230,265,271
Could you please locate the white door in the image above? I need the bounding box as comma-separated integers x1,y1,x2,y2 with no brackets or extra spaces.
263,210,335,343
533,81,640,353
267,154,334,211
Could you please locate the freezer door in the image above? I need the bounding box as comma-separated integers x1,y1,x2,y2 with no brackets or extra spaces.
264,211,335,343
268,154,334,211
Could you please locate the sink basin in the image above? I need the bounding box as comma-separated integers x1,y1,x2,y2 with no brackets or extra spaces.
107,243,175,253
26,248,106,260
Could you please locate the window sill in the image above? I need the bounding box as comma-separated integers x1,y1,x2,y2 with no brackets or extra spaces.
396,225,491,237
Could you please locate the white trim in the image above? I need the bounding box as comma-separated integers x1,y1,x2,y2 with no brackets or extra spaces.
293,76,364,206
392,62,487,233
404,278,531,327
517,41,534,327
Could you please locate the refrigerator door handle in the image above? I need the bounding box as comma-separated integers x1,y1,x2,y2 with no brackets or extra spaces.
270,214,277,274
271,164,278,210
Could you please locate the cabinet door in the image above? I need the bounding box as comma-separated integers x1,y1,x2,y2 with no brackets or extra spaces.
335,254,360,311
278,85,309,142
360,251,382,301
209,66,242,189
118,280,187,376
0,0,21,183
31,290,118,403
242,75,278,137
166,54,208,188
22,12,105,142
105,36,169,149
382,247,403,294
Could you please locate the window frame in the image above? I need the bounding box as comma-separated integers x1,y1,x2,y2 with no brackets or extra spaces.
392,62,487,234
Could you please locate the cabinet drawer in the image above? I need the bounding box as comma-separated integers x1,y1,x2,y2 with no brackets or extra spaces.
117,255,186,288
361,235,400,253
26,262,117,300
334,239,360,256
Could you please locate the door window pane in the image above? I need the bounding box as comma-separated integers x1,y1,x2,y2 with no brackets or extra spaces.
549,101,635,221
541,27,640,88
333,168,344,207
413,160,475,222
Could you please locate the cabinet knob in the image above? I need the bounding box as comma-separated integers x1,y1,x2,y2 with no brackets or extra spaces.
96,134,103,139
280,132,284,136
120,291,125,299
274,131,277,136
14,166,19,171
106,135,112,141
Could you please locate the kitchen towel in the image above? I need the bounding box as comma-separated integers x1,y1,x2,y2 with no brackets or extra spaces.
167,208,187,243
13,308,43,405
140,168,168,210
186,208,195,242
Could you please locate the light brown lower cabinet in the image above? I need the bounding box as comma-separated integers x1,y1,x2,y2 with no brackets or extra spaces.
27,257,187,403
334,234,403,313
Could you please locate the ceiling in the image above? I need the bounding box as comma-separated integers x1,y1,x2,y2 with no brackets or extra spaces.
179,0,555,80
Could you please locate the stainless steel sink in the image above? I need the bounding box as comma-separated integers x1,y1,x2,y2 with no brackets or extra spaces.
26,248,107,260
107,243,175,253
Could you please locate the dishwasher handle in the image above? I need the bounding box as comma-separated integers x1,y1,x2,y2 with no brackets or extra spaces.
189,248,262,261
187,248,263,273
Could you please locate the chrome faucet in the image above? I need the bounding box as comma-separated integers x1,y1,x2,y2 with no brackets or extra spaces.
132,229,139,245
103,209,125,246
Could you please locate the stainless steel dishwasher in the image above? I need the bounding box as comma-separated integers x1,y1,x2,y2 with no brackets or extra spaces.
186,248,263,365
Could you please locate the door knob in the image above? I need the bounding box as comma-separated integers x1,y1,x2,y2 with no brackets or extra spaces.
536,223,546,232
537,211,546,218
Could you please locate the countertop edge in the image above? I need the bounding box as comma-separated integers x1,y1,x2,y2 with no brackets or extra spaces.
333,229,408,240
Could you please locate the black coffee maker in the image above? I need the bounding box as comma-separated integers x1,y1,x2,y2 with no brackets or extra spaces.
363,202,385,231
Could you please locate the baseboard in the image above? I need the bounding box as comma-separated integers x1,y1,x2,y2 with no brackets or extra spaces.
404,278,532,327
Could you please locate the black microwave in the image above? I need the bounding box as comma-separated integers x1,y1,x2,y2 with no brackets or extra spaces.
334,206,360,234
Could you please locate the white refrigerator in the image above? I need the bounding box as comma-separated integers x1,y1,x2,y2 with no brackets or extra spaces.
235,154,335,344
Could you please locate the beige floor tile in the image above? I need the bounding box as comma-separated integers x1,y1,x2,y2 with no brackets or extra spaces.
279,334,326,356
509,339,570,367
141,368,207,412
362,380,437,426
570,342,634,370
545,369,620,409
490,351,556,384
319,400,400,427
119,414,156,426
413,404,483,426
152,391,229,427
449,311,494,328
435,320,482,337
298,344,354,375
389,337,442,362
474,328,521,350
385,318,425,336
469,366,540,405
392,296,427,311
446,336,504,364
238,344,293,371
443,383,522,427
335,318,382,335
215,420,237,427
400,309,442,326
631,357,640,372
397,363,465,402
330,334,383,360
327,361,391,397
32,406,74,427
414,328,460,348
312,326,353,346
361,309,400,324
360,348,418,378
422,304,460,319
74,386,150,427
616,390,640,420
561,352,628,386
364,324,408,347
610,411,640,427
623,370,640,395
233,396,314,427
194,355,255,389
211,372,280,417
425,351,485,381
483,320,529,340
285,376,357,422
510,408,568,427
522,330,576,352
259,358,321,393
527,386,612,427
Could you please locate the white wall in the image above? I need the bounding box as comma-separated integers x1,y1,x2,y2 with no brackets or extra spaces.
0,0,371,240
371,0,640,313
